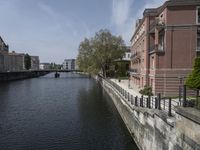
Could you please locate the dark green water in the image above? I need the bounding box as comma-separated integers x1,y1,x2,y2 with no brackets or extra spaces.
0,73,138,150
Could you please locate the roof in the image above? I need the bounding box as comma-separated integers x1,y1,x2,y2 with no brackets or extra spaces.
130,0,200,41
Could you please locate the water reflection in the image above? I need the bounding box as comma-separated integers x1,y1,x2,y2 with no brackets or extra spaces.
0,73,138,150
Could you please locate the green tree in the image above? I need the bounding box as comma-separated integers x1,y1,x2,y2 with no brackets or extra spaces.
186,58,200,90
24,54,31,70
186,58,200,108
77,29,126,77
139,85,153,96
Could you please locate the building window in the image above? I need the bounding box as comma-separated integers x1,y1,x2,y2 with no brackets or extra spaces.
158,31,164,51
197,30,200,51
197,7,200,24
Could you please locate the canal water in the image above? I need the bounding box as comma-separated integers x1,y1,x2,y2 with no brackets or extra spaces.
0,73,138,150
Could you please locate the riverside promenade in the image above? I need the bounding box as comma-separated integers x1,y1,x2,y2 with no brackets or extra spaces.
110,78,180,115
110,79,141,97
100,76,200,150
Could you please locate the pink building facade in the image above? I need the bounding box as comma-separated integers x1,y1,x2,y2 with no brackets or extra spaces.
130,0,200,96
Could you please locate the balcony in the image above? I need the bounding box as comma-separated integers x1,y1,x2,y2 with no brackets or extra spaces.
149,18,165,34
149,44,165,54
131,51,141,62
129,68,140,77
197,46,200,51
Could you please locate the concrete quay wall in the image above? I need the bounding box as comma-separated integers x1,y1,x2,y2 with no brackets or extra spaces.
98,77,200,150
0,71,49,81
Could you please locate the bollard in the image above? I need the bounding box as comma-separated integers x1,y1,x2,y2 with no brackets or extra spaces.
158,93,161,110
135,96,138,106
168,98,172,117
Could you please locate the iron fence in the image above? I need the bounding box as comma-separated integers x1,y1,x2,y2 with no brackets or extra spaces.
102,77,179,117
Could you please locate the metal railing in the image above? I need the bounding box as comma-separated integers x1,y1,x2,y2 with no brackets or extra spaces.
102,77,179,117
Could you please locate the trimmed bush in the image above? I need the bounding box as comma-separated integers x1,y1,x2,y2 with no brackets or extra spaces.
139,85,153,96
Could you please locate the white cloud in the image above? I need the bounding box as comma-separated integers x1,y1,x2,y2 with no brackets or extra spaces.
38,2,58,19
111,0,133,27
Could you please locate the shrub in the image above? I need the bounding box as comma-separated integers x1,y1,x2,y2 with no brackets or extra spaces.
139,85,153,96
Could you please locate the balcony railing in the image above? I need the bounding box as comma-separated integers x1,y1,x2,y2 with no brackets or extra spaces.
197,46,200,51
131,51,141,61
149,44,165,54
149,19,165,33
129,68,140,76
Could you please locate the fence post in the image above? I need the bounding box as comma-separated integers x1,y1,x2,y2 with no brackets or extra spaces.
128,92,130,101
168,98,172,117
148,95,151,108
179,86,181,105
163,97,166,110
155,97,158,109
140,95,143,107
146,97,148,108
183,85,187,107
158,93,161,110
135,96,138,106
196,90,199,108
131,95,133,105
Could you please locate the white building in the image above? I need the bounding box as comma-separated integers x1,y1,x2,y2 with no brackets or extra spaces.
122,52,131,61
62,59,76,70
40,63,51,70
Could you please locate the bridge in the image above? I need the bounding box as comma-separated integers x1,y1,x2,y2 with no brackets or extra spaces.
0,70,83,81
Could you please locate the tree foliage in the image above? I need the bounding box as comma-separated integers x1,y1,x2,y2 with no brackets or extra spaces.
139,85,153,96
186,58,200,90
77,29,126,77
24,54,31,70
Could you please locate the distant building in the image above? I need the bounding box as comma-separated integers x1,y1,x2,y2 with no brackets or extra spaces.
30,56,40,70
113,47,131,77
62,59,76,70
122,48,131,61
0,36,40,72
40,63,51,70
0,36,9,52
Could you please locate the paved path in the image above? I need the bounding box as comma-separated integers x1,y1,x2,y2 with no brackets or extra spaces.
110,79,141,97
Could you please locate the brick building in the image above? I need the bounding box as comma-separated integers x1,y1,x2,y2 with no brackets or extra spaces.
130,0,200,96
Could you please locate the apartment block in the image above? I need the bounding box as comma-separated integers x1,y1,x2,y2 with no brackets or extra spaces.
130,0,200,96
62,59,76,70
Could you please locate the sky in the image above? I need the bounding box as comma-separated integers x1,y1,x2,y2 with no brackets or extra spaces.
0,0,166,64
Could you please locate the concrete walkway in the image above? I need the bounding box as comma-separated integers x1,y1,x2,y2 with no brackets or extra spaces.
110,79,141,97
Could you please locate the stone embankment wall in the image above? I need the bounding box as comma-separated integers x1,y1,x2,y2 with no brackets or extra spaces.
97,76,200,150
0,71,49,81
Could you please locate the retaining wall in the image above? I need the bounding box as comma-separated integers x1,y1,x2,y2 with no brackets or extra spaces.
98,76,200,150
